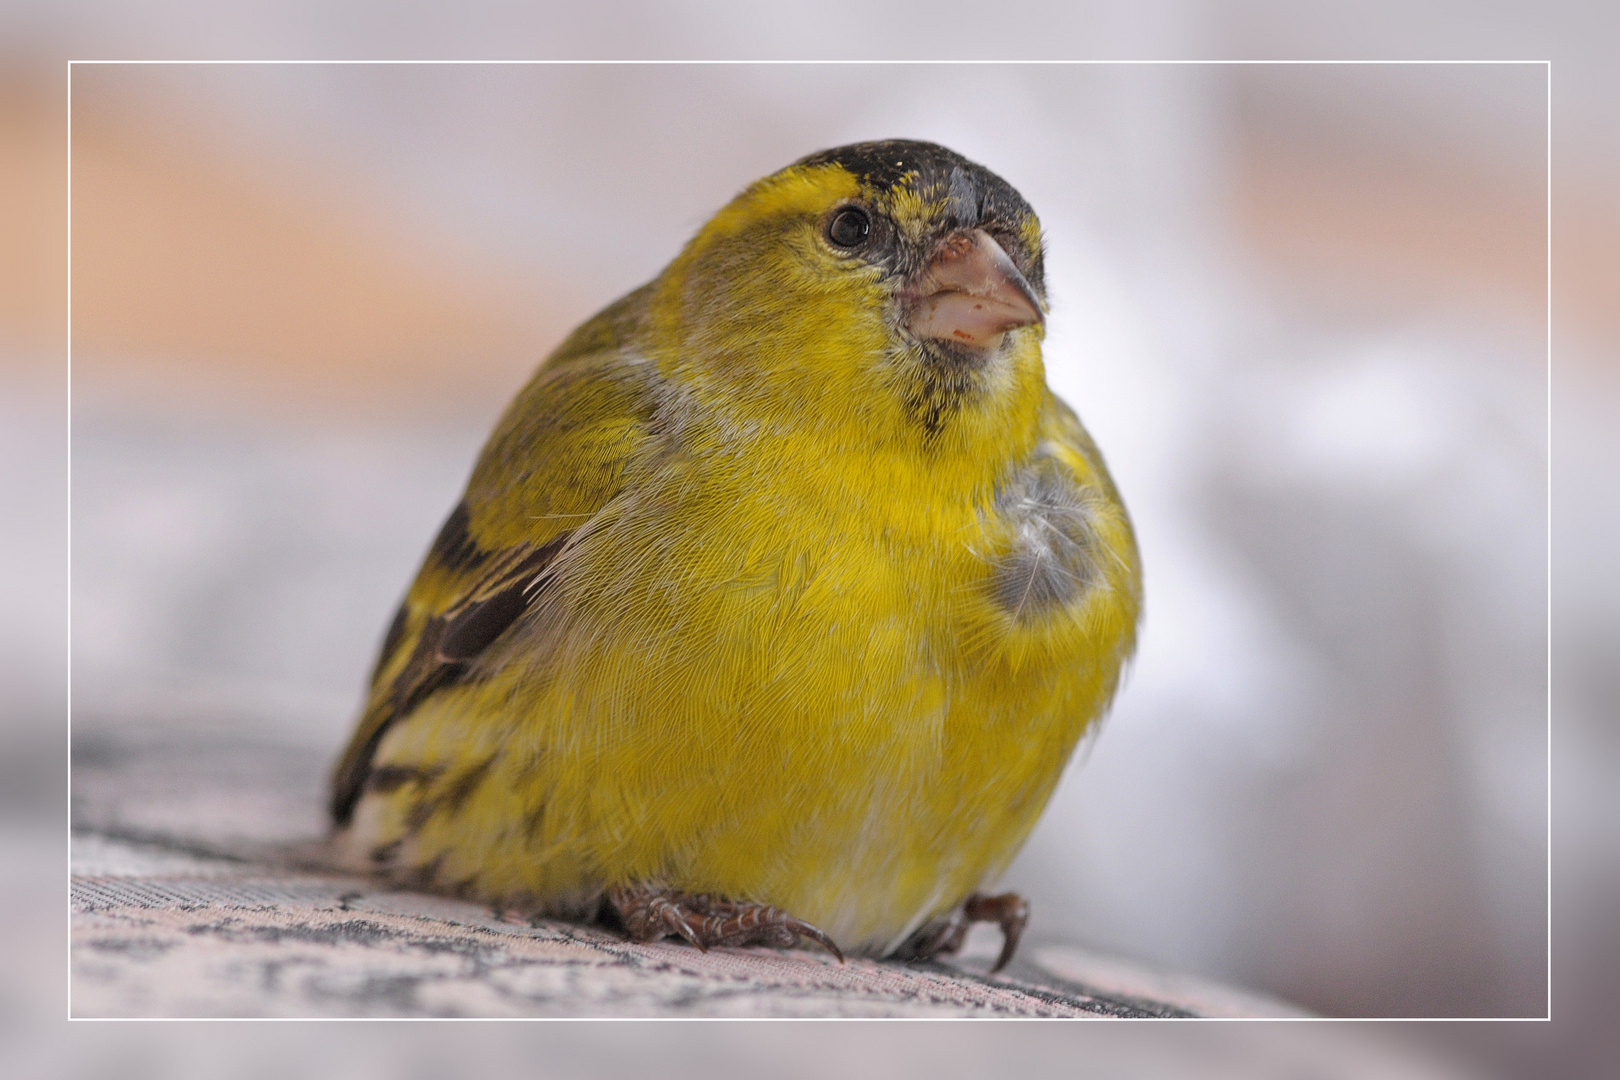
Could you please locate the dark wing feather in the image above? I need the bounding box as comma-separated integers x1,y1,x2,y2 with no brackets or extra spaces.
329,531,570,825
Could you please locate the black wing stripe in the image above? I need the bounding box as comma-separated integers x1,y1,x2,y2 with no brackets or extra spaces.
438,588,528,662
437,536,569,662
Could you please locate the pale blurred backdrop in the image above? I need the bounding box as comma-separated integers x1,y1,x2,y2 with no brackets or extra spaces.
3,1,1612,1043
60,59,1551,1019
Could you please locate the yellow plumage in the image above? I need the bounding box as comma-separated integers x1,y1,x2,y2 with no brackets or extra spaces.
330,141,1141,963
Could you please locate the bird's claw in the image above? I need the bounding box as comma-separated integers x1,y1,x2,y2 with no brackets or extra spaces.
897,891,1028,974
608,886,845,962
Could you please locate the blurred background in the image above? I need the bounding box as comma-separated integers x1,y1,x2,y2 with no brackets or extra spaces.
4,0,1615,1068
62,60,1552,1019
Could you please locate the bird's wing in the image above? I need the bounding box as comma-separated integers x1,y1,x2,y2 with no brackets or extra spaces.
1038,389,1129,508
1034,387,1142,613
330,287,662,825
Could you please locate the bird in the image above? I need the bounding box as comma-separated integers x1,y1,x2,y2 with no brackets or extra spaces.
328,139,1141,973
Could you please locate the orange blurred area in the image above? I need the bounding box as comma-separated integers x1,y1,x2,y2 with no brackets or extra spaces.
0,68,68,359
1233,115,1546,323
67,67,583,417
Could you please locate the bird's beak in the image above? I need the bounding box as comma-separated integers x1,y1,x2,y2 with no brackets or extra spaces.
903,229,1045,351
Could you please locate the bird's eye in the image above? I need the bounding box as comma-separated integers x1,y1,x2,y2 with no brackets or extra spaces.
826,206,871,249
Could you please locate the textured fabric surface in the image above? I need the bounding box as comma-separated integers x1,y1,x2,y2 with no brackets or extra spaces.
71,712,1303,1018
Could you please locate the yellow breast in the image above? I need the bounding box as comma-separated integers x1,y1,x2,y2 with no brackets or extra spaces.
355,384,1140,953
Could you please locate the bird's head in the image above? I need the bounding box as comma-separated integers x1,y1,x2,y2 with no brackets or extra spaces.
649,140,1048,449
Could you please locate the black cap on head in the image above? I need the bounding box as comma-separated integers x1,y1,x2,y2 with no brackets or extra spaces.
799,140,1033,229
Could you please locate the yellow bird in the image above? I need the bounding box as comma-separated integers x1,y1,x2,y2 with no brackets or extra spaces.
330,140,1141,972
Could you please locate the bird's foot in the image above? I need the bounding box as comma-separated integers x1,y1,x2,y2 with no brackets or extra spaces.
896,891,1029,974
605,885,844,963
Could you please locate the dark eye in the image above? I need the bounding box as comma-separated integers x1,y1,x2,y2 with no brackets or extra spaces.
826,206,871,249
